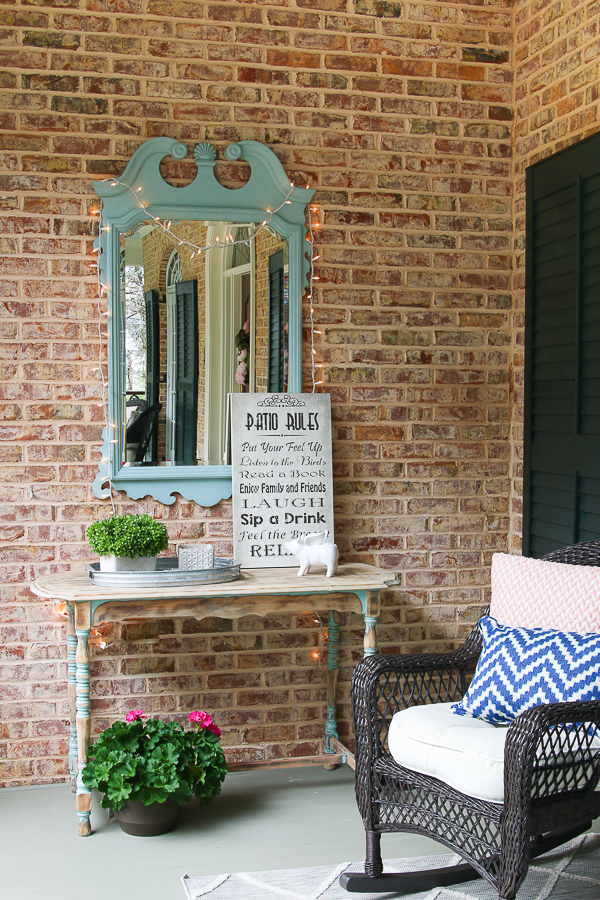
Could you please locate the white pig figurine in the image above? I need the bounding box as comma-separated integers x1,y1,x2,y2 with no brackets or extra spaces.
284,531,339,577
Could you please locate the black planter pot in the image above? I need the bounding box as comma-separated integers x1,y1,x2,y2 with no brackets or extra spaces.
113,797,182,836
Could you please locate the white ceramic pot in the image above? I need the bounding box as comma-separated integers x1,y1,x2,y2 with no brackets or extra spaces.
98,554,157,573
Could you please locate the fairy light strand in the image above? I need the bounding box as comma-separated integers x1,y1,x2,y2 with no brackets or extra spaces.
98,178,296,258
307,202,323,392
93,199,117,515
313,612,326,667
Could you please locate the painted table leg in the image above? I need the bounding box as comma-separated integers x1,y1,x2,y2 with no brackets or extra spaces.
75,626,92,836
324,609,341,760
363,591,380,657
66,605,77,793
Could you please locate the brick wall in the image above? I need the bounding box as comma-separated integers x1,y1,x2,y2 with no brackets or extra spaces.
0,0,519,786
511,0,600,551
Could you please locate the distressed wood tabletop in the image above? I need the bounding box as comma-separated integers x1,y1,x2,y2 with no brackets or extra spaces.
32,562,394,604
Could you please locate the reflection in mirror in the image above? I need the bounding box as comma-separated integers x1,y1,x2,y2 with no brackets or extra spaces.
120,221,289,468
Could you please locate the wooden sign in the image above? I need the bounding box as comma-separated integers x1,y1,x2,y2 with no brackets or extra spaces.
231,393,334,568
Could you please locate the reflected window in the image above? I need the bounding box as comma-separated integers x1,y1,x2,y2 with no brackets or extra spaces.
231,227,251,268
166,249,183,287
122,231,159,464
226,227,253,394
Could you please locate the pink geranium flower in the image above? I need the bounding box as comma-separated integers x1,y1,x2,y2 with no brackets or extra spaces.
189,709,211,726
189,710,222,737
125,709,146,722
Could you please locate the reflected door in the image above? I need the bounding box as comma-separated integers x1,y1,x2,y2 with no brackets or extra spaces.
144,288,160,462
165,284,176,462
165,248,182,463
166,280,198,465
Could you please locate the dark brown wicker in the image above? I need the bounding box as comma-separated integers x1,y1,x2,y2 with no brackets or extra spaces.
342,542,600,899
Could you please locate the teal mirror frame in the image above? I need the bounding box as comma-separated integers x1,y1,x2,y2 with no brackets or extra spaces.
91,138,315,506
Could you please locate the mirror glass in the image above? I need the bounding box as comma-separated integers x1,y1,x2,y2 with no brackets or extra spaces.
120,221,289,467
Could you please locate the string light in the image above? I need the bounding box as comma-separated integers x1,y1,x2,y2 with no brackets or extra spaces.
313,612,326,667
307,201,322,393
90,623,117,649
94,198,117,515
97,177,296,258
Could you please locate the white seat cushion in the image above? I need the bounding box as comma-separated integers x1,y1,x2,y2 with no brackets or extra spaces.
388,703,508,803
388,703,600,805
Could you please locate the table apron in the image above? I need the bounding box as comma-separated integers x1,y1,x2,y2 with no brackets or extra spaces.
75,588,375,629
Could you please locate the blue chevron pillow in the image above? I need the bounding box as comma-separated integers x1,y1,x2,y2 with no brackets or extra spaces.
452,616,600,725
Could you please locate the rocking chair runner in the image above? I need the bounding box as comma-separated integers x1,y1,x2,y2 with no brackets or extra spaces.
342,541,600,899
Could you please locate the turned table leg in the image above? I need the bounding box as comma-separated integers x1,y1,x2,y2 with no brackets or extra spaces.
324,609,341,762
66,606,78,793
75,625,92,836
363,590,379,657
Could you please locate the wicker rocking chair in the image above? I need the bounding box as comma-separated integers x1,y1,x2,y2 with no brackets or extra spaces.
341,541,600,899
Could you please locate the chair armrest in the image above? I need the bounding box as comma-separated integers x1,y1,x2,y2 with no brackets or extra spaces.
504,700,600,809
351,632,482,824
352,628,483,747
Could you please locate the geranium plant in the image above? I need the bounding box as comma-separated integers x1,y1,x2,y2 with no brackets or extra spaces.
87,513,169,559
81,710,227,810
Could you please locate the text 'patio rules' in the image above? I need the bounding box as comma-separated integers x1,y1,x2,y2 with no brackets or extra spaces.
231,393,334,568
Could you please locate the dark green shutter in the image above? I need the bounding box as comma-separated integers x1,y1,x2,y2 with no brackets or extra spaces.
268,250,284,392
524,131,600,556
174,280,198,465
144,289,160,462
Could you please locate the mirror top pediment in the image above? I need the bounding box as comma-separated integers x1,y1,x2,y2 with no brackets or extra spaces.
93,138,313,236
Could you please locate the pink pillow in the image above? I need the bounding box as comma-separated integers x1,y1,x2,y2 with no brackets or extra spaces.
490,552,600,633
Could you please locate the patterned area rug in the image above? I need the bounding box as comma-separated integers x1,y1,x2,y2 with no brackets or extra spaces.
181,834,600,900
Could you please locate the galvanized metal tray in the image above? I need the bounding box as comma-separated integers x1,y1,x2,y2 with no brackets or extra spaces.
87,557,241,588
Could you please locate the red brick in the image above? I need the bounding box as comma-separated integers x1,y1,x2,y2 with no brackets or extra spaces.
50,52,109,73
267,49,321,69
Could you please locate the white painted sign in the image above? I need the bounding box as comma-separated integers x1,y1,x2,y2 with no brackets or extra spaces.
231,393,334,568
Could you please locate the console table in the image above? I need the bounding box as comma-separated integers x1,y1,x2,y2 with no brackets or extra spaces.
32,563,394,836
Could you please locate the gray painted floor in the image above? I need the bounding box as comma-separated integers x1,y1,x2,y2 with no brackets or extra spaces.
2,766,599,900
1,766,439,900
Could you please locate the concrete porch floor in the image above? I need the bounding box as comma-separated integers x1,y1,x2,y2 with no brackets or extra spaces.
2,765,599,900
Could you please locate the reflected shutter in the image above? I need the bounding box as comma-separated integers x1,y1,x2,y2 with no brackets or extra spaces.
525,132,600,555
174,280,198,465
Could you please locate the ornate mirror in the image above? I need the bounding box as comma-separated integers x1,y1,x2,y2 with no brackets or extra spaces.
92,138,314,506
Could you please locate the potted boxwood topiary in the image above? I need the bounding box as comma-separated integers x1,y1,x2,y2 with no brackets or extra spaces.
87,513,169,572
82,709,228,836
